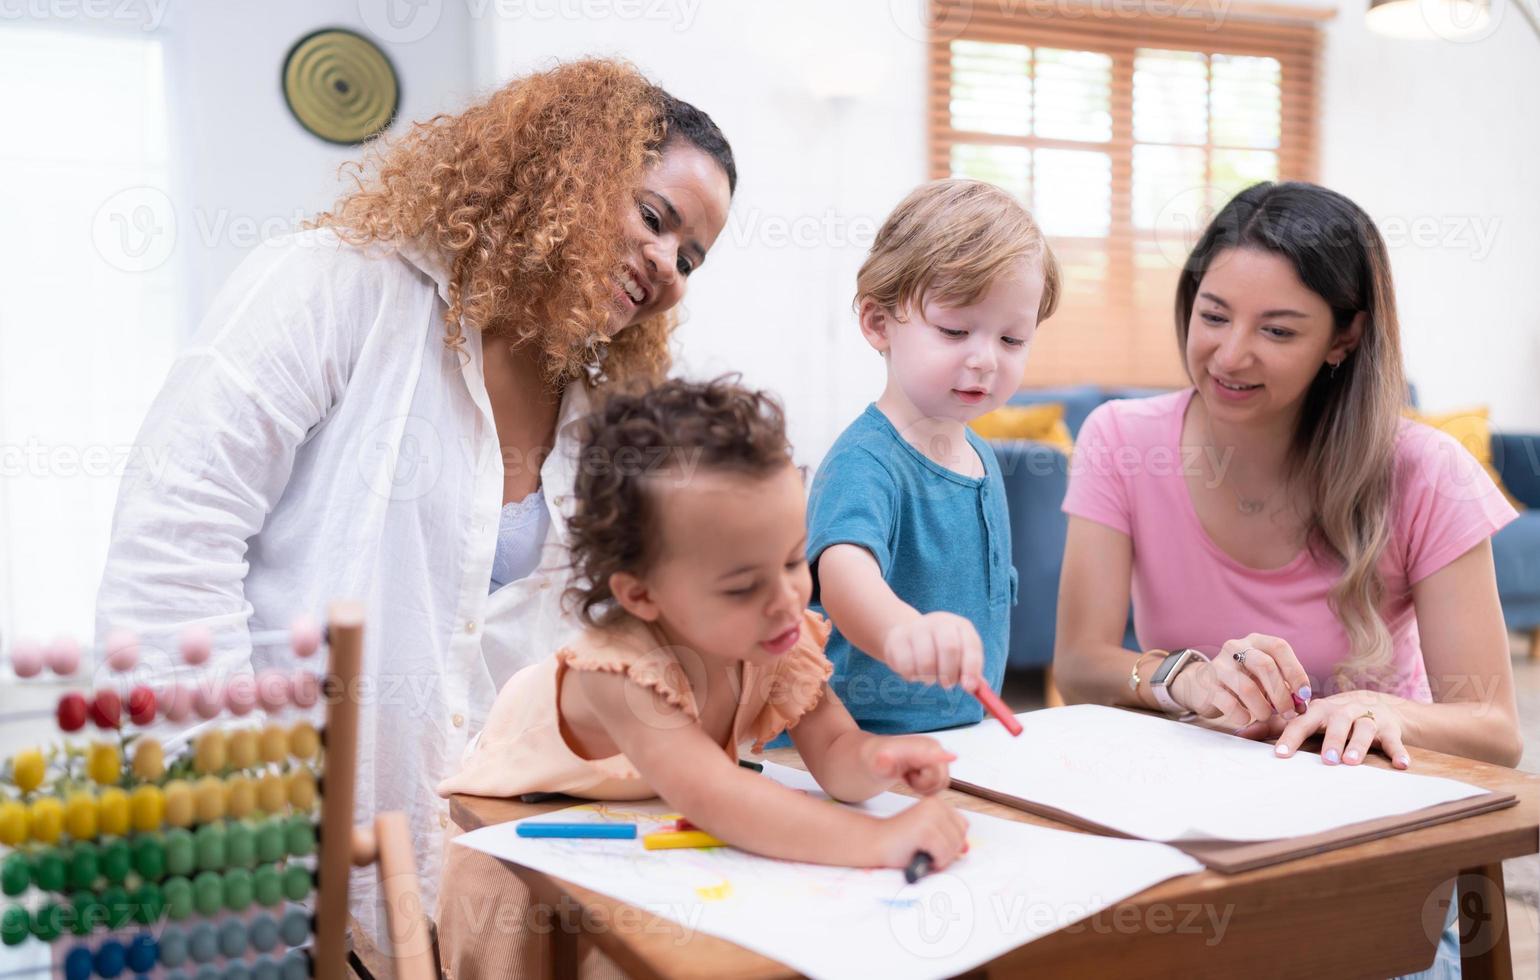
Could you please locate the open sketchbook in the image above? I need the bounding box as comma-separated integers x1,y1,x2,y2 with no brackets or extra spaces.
931,704,1515,873
452,761,1202,980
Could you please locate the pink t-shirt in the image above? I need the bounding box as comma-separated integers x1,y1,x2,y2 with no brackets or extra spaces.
1062,389,1519,702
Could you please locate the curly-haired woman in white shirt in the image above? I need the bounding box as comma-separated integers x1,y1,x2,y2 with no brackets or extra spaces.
93,57,735,963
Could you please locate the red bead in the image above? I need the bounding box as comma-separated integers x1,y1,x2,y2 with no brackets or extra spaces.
57,692,88,732
127,686,157,726
90,689,122,729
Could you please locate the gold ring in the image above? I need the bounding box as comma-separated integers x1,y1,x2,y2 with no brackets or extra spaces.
1356,709,1375,722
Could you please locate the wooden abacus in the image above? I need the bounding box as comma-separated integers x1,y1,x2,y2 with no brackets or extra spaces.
1,602,435,980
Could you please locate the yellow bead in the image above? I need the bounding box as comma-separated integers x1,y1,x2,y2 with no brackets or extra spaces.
194,731,228,775
12,748,45,793
0,800,28,845
63,791,99,840
259,725,288,764
28,797,63,843
194,775,226,824
228,729,259,770
256,773,286,815
163,780,194,828
87,742,121,787
288,723,319,761
286,769,317,811
98,787,131,836
226,776,256,819
132,739,165,781
130,784,165,833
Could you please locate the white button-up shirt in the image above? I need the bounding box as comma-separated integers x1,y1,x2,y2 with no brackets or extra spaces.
94,227,590,949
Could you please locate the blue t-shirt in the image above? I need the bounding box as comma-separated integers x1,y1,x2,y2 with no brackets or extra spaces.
806,404,1017,734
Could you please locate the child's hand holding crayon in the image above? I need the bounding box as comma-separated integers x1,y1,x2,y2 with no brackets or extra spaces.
871,796,969,872
882,611,985,690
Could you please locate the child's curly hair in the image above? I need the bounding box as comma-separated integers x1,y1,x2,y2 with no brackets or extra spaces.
311,58,736,387
566,376,793,628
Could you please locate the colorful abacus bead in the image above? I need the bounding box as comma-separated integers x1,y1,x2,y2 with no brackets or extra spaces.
99,787,131,836
128,685,157,725
290,615,322,657
255,671,291,712
127,932,158,973
225,675,258,716
46,636,81,676
104,629,139,672
193,683,224,721
132,738,165,781
57,691,88,732
179,625,212,666
0,801,26,846
90,689,123,729
88,741,121,785
290,670,319,708
11,747,45,792
161,682,194,723
9,638,42,678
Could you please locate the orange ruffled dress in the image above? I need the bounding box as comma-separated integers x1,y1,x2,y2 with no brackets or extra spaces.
433,610,833,980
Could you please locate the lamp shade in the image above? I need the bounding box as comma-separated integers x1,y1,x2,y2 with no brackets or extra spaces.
1366,0,1491,38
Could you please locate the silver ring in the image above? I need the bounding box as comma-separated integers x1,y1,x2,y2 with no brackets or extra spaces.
1232,649,1249,665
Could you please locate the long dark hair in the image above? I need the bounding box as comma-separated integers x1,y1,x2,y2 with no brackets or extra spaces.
1177,181,1408,685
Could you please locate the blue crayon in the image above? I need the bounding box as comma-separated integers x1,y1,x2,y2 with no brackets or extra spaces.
516,822,638,839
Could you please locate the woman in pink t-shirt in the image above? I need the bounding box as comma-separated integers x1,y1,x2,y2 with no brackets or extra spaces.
1055,182,1522,770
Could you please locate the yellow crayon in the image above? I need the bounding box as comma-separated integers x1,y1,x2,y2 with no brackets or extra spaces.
642,829,724,850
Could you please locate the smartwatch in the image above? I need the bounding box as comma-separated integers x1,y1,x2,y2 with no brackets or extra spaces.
1149,648,1208,713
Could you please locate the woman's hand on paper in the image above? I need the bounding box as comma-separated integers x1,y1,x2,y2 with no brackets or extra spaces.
1270,692,1412,770
868,736,956,795
1169,633,1313,730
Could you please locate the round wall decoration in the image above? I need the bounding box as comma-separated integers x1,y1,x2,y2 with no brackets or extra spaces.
281,28,399,145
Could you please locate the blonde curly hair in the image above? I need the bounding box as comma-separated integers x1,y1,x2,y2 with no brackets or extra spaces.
311,58,735,387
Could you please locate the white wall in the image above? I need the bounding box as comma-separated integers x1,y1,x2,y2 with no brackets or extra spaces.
482,0,1539,457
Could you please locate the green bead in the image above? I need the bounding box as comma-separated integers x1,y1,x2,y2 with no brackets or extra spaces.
162,875,193,921
1,854,29,897
100,883,132,929
33,849,67,893
1,906,28,947
100,839,132,885
165,828,196,876
131,880,164,924
253,865,282,907
255,820,285,864
132,834,167,882
285,818,316,858
224,867,253,911
29,902,64,942
195,823,227,872
69,890,101,936
226,821,256,869
281,865,311,902
67,843,99,891
193,870,224,916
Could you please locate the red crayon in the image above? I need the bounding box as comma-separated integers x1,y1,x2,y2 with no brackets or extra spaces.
972,684,1022,736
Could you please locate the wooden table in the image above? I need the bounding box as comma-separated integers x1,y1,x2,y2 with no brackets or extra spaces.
450,745,1539,980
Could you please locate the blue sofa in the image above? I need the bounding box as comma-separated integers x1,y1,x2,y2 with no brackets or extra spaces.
991,386,1540,669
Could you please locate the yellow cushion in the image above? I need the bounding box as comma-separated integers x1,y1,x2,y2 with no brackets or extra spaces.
969,403,1074,455
1404,406,1524,510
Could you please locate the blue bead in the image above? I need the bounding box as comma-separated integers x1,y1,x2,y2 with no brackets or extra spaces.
222,963,251,980
280,949,309,980
218,918,248,959
250,955,281,980
158,924,188,967
248,912,279,953
278,908,310,948
94,938,127,979
126,933,158,973
187,922,218,964
193,966,220,980
64,946,94,980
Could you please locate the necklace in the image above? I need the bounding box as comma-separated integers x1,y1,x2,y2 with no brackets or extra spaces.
1203,414,1278,517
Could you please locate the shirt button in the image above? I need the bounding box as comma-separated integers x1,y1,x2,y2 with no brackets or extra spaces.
465,621,477,634
452,713,465,728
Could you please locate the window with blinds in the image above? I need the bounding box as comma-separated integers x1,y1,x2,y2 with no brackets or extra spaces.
929,2,1323,386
